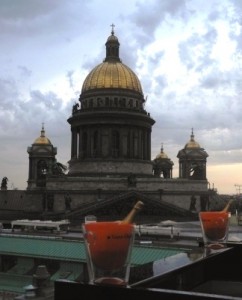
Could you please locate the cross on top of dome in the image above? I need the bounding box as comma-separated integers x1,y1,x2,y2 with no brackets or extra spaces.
110,23,115,35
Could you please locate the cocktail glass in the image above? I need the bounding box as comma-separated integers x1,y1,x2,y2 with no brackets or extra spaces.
199,211,230,250
82,221,135,286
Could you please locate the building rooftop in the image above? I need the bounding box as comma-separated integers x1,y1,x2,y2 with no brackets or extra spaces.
0,233,185,265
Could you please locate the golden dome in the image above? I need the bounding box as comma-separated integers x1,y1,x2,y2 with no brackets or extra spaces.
82,62,143,94
156,145,168,159
107,33,119,42
34,125,52,145
81,28,143,95
185,129,200,149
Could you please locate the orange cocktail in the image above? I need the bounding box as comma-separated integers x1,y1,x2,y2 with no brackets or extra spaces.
83,221,134,286
199,211,229,246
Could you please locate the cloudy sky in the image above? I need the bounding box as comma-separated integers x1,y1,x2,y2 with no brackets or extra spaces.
1,0,242,194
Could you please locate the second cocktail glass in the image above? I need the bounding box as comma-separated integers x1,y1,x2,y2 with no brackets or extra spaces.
199,211,230,249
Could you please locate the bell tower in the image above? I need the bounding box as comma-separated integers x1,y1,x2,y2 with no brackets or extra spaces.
152,144,174,178
27,125,57,189
177,130,208,180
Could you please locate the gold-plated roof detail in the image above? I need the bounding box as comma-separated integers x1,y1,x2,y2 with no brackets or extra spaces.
185,129,200,149
156,144,168,159
81,27,143,95
82,62,143,94
107,33,119,42
34,125,52,145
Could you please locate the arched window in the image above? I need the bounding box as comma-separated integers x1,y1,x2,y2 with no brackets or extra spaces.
111,131,120,158
37,160,48,178
37,160,48,187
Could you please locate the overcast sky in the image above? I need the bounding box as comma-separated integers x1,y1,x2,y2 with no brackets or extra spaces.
1,0,242,194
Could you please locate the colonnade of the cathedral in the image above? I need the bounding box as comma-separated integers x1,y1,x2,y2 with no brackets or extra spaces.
70,126,151,161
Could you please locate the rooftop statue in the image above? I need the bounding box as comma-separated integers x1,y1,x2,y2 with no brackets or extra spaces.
1,177,8,190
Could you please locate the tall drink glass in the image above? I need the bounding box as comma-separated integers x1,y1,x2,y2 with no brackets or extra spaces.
82,221,135,286
199,211,230,250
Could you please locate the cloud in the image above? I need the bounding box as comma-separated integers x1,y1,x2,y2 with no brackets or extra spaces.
0,0,63,20
178,28,217,72
0,0,242,193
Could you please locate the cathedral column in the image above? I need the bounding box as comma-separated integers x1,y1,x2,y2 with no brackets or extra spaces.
144,129,150,160
98,128,102,157
87,128,92,158
71,128,78,158
179,162,182,178
138,130,142,159
129,129,133,158
204,163,207,179
148,130,151,160
79,128,82,158
28,157,32,181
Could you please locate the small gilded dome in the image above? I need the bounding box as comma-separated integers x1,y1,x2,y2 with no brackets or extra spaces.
156,145,168,159
107,33,119,42
185,129,200,149
34,125,52,145
81,27,143,95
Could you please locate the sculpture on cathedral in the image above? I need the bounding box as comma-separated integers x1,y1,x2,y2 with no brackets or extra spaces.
190,162,204,180
1,177,8,190
72,102,79,114
52,160,67,176
127,173,137,187
189,194,197,212
64,193,72,211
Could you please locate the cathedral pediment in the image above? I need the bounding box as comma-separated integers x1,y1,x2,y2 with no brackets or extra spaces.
66,190,193,223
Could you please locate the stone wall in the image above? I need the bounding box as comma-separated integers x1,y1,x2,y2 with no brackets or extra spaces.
0,176,209,218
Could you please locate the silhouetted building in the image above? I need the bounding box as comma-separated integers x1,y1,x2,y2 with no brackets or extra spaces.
177,129,208,180
0,29,211,223
153,145,174,178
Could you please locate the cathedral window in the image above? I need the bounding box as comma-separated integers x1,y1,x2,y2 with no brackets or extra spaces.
105,97,110,106
37,160,48,178
36,160,48,187
128,99,133,107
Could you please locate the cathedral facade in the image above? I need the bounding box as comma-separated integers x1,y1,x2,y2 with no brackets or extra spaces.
0,30,211,223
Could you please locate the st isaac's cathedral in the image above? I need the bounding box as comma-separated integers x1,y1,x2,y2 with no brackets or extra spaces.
0,29,211,224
